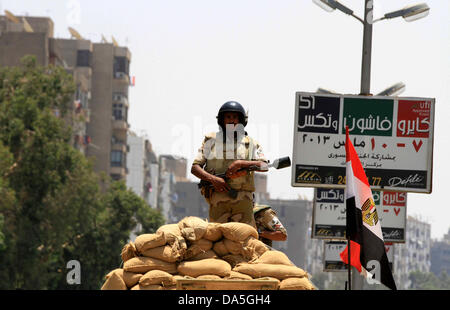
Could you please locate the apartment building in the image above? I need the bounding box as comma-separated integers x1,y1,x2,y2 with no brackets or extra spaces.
0,12,132,181
126,131,158,208
430,228,450,277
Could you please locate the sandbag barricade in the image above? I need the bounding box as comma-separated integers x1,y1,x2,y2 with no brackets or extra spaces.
101,216,315,290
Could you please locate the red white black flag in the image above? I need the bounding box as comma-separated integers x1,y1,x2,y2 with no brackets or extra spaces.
340,126,397,290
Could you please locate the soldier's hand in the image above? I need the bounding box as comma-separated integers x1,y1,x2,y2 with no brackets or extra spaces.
210,176,230,193
226,160,247,178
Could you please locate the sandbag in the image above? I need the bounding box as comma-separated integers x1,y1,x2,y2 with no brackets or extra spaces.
131,284,163,290
233,263,307,280
242,237,270,260
121,242,137,263
227,271,253,280
101,268,127,290
223,239,243,255
141,244,182,263
184,239,213,260
123,271,142,288
221,254,248,268
203,223,223,241
134,233,166,253
212,240,229,257
123,256,177,274
178,216,208,241
186,249,218,261
219,222,258,242
139,270,176,287
279,277,315,290
156,224,183,244
251,250,294,266
177,258,231,278
196,274,222,280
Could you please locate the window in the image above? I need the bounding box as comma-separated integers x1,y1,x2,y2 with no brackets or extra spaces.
77,50,92,67
113,56,129,77
111,151,123,167
112,103,127,121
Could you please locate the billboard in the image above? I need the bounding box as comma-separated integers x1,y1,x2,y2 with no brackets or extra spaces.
312,188,407,243
323,240,394,272
292,92,435,193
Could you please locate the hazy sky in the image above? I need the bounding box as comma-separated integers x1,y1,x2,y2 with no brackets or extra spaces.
3,0,449,239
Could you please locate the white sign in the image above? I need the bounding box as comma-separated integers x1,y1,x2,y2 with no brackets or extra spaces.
323,240,394,272
292,92,435,193
312,188,406,242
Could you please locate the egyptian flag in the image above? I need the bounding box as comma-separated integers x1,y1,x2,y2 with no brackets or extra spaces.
340,126,396,290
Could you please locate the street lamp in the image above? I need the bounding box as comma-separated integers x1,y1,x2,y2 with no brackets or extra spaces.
376,82,406,96
313,0,430,95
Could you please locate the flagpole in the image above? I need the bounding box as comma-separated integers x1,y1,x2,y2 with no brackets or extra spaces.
347,236,351,290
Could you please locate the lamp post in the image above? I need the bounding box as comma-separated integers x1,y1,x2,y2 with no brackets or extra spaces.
312,0,430,290
312,0,430,95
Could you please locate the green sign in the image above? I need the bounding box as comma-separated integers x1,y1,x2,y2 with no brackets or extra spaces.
342,98,394,136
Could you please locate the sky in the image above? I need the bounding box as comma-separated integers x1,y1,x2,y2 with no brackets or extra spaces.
2,0,449,239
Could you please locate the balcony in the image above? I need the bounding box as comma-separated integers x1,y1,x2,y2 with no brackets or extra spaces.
111,141,128,153
113,71,129,85
110,166,126,177
112,93,129,107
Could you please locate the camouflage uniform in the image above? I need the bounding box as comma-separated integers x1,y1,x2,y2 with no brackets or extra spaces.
193,131,267,228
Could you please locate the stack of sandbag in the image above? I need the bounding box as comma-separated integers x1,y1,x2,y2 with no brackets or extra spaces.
101,216,315,290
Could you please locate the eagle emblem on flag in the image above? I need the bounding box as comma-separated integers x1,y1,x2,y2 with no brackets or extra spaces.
361,198,379,227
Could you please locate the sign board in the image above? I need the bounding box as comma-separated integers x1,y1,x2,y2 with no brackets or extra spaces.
292,92,435,193
323,240,394,272
312,188,406,242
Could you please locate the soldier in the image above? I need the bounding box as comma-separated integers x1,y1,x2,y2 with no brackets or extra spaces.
253,204,287,247
191,101,268,228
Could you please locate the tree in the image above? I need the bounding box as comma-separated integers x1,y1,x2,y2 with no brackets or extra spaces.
0,56,165,289
409,270,450,290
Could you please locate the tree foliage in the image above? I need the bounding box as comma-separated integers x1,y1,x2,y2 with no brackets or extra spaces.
0,56,165,289
409,270,450,290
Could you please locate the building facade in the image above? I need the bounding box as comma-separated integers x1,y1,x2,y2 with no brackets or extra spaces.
126,131,158,208
0,13,132,182
430,228,450,277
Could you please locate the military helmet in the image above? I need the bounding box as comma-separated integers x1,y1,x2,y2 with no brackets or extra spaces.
216,101,248,128
253,204,271,215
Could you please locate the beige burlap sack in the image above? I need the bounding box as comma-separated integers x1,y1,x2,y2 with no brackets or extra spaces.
139,270,176,287
121,242,137,263
212,240,229,257
101,268,127,290
156,223,183,244
251,250,294,266
178,216,208,242
223,239,243,255
196,274,222,280
131,284,163,290
221,254,248,268
184,239,213,260
123,271,142,288
203,222,223,241
186,249,218,261
219,222,258,242
123,256,177,274
141,244,182,263
233,263,307,280
227,270,253,280
177,258,231,278
242,237,270,260
134,233,166,253
279,277,315,290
